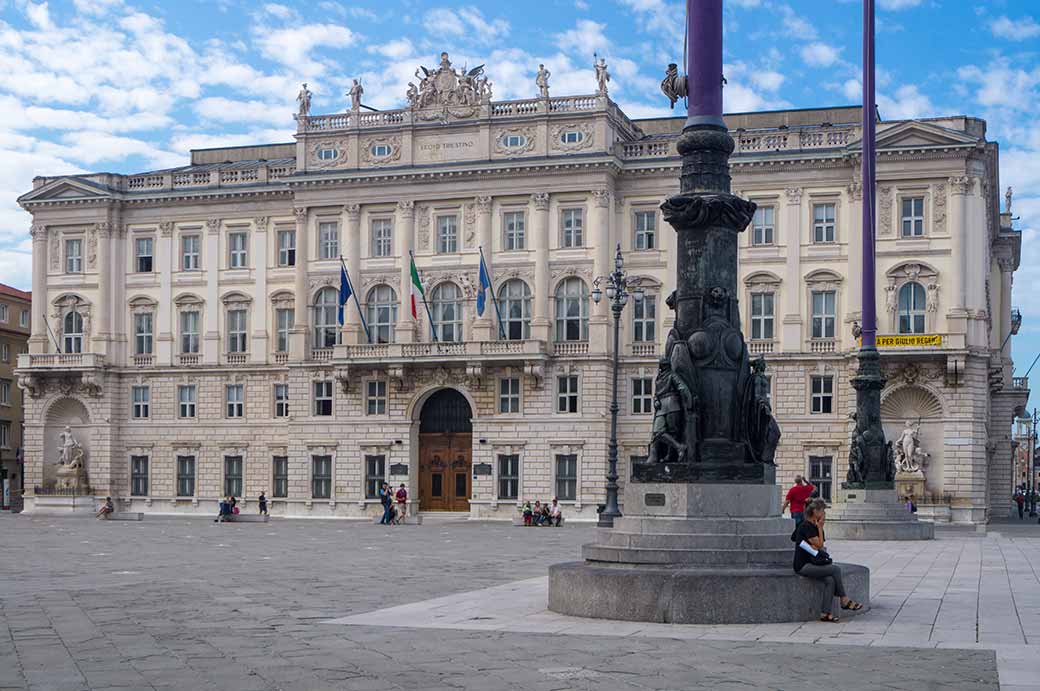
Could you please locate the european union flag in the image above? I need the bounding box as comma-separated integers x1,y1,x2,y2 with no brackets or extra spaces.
476,253,491,317
338,263,351,325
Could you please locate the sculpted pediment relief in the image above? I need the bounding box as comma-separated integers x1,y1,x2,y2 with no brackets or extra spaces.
19,178,112,204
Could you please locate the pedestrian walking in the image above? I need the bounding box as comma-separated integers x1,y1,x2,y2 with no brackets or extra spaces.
258,491,268,516
394,483,408,524
781,475,816,526
793,499,863,622
379,482,393,525
1015,491,1025,519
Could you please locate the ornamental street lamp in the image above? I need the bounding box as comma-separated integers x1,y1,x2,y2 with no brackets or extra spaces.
592,243,645,528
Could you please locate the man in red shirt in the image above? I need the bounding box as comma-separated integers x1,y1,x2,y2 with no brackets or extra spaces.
782,475,816,526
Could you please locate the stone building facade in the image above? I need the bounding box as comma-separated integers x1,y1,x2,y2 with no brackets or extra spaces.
0,284,30,511
15,56,1028,524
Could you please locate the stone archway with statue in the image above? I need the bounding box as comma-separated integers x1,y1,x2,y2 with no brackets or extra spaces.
42,397,92,493
880,382,944,503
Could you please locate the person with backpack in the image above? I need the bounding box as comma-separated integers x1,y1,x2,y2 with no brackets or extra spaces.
379,482,394,525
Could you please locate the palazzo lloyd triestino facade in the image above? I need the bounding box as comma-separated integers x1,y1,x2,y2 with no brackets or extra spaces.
15,55,1027,524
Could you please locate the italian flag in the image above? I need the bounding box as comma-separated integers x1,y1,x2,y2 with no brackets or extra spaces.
409,255,424,319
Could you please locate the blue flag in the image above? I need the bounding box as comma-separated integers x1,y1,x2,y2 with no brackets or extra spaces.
476,253,491,317
338,263,351,325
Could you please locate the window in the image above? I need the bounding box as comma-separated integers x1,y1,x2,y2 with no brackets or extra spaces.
63,311,84,353
176,455,196,497
275,308,294,353
274,383,290,417
503,133,527,148
133,313,153,355
371,143,392,157
228,232,248,268
498,280,531,340
504,211,526,250
312,287,339,348
633,295,656,342
812,203,836,243
901,197,925,237
181,234,201,270
437,215,458,254
498,454,519,500
135,237,153,272
0,422,7,449
313,380,333,416
0,344,6,363
318,221,339,259
898,282,926,334
752,206,775,246
311,455,332,499
19,309,28,328
561,130,584,144
499,377,521,414
317,148,338,161
224,456,243,497
272,456,289,498
365,454,386,499
0,305,6,322
65,238,83,274
634,210,656,250
180,311,200,354
632,377,653,414
178,384,196,418
366,380,387,415
808,456,833,503
555,454,577,500
131,385,150,419
555,278,589,342
226,384,244,418
750,293,774,341
561,208,583,247
130,455,149,496
0,380,10,406
557,375,579,414
277,229,296,267
431,282,463,342
810,375,833,414
371,218,393,257
366,285,397,344
226,309,248,353
811,290,836,340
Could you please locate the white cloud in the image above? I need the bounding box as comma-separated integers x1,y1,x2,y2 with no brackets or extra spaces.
990,16,1040,42
751,70,785,92
368,38,415,60
878,0,921,9
24,2,54,31
800,43,841,67
263,3,294,20
193,97,289,127
555,19,611,56
878,84,936,120
425,7,509,45
254,23,357,75
779,5,817,40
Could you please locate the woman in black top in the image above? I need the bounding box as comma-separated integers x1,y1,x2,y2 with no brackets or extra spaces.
793,499,863,621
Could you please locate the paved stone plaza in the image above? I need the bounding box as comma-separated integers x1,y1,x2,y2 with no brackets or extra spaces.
1,514,1038,690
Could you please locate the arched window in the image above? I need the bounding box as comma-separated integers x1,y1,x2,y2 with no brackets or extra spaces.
498,279,531,340
431,282,463,342
898,282,926,334
555,277,589,342
313,287,339,348
366,285,398,344
63,311,84,353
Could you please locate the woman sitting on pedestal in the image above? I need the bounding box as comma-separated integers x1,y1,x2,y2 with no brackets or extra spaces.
792,498,864,622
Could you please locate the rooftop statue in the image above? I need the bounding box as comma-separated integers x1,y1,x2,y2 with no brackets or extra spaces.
408,52,489,112
536,64,551,98
593,54,610,96
296,83,312,117
348,79,364,111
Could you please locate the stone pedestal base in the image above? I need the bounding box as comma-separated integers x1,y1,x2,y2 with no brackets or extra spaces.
23,495,98,515
824,487,934,540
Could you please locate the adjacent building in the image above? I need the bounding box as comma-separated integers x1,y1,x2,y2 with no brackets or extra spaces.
0,284,30,511
14,55,1028,524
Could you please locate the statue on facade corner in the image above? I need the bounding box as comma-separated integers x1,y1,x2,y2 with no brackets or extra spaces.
296,83,312,117
593,54,610,95
348,79,364,110
58,425,83,468
536,64,551,98
1006,186,1013,214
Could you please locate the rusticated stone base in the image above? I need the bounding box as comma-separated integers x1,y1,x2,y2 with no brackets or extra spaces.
825,488,935,540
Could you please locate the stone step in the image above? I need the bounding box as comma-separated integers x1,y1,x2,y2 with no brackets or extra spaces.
226,514,270,523
105,512,142,521
611,515,793,536
600,531,791,551
582,544,791,567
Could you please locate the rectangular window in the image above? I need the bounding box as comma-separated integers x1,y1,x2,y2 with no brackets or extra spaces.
0,344,6,363
561,209,583,247
437,215,458,253
130,455,149,496
180,311,200,354
633,295,656,342
274,383,290,418
226,309,248,353
555,454,577,501
634,210,656,250
0,379,11,406
224,456,243,497
0,422,7,449
366,380,387,415
176,455,196,497
313,380,333,416
275,308,294,353
134,312,153,355
272,456,289,498
65,238,83,274
811,290,836,339
178,384,196,419
20,309,29,328
371,218,393,257
226,384,244,418
365,454,386,499
810,375,834,414
277,229,296,267
498,377,521,414
135,237,153,272
901,197,925,237
498,454,519,500
750,293,775,341
318,221,339,259
0,305,6,322
181,234,201,270
557,375,579,414
632,377,653,414
752,206,775,245
228,231,248,268
131,385,150,419
812,203,836,243
311,455,332,499
504,211,526,251
809,456,833,503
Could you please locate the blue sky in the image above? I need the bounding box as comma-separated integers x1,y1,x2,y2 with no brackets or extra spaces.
1,0,1038,372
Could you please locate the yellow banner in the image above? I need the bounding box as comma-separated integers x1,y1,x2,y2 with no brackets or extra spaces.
875,334,943,347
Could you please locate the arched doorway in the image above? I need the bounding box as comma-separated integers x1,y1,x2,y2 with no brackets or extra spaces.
418,389,473,512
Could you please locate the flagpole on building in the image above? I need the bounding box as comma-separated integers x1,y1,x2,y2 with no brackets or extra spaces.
479,246,506,340
340,257,371,343
410,250,439,342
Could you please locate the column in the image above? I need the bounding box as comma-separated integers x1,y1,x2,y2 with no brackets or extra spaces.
781,187,803,351
948,176,969,315
589,189,611,348
290,206,309,359
342,204,363,344
395,200,416,344
204,218,222,365
252,216,269,360
29,224,48,353
156,222,173,365
530,193,551,342
845,182,863,349
473,196,494,341
998,258,1013,365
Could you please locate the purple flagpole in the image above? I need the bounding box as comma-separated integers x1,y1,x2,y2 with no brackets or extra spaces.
686,0,725,129
861,0,876,348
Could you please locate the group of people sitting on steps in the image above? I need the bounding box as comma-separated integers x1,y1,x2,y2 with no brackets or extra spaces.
520,498,562,526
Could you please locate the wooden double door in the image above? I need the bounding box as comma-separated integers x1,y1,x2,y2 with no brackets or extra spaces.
418,433,471,512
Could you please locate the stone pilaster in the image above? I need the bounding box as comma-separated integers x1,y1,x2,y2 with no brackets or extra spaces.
530,193,551,342
473,195,494,341
155,221,173,365
342,204,363,344
396,201,416,343
290,207,309,359
204,218,222,365
589,189,611,349
29,224,48,353
252,216,269,359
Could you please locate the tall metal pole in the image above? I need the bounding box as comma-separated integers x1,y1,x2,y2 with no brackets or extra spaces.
1031,408,1037,517
599,295,623,527
861,0,877,351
